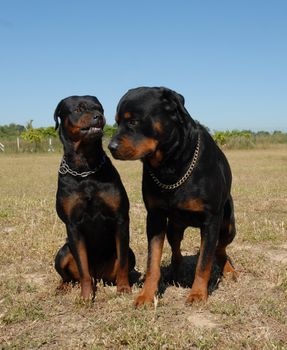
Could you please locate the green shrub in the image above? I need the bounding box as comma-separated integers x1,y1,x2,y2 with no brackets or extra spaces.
212,130,287,149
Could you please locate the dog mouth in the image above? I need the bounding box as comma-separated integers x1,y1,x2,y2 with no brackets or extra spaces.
80,126,103,135
79,114,106,137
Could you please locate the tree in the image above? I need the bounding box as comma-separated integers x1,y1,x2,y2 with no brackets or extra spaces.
21,128,43,144
21,120,43,151
104,124,117,138
0,123,25,139
38,126,57,138
26,119,34,130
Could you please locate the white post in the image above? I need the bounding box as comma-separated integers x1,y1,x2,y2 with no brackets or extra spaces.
17,137,20,151
48,138,54,152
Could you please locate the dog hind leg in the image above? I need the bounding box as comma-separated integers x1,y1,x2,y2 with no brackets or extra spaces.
216,196,238,280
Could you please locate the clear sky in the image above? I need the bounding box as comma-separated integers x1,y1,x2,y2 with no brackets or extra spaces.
0,0,286,131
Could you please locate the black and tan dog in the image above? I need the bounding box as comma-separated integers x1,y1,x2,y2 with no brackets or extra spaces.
108,87,237,306
54,95,135,300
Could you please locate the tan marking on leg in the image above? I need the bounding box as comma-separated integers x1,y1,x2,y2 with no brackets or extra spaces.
115,230,131,293
134,233,165,307
186,236,211,304
77,240,93,299
56,250,80,294
216,246,238,280
61,249,80,280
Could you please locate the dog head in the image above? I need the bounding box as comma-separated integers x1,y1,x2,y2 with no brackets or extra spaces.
108,87,196,164
54,95,106,143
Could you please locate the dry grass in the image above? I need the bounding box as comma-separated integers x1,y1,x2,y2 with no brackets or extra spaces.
0,146,286,349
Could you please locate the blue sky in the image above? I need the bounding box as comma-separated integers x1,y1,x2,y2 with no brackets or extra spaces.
0,0,286,131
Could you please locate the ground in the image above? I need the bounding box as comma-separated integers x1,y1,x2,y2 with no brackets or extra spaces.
0,145,286,349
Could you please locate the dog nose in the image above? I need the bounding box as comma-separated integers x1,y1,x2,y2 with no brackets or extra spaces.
108,140,119,152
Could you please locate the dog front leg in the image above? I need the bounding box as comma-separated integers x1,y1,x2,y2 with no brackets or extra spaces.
166,221,185,280
186,214,220,304
115,216,132,293
134,210,167,307
67,224,93,300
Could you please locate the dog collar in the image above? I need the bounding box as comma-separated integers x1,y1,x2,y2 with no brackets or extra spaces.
58,156,106,178
148,134,201,190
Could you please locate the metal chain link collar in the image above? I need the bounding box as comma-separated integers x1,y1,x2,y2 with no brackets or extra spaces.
148,134,201,190
58,156,106,178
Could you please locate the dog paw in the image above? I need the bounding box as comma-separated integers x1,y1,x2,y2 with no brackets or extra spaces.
186,290,208,304
117,284,131,294
80,280,94,300
56,282,72,294
133,294,154,308
223,261,239,281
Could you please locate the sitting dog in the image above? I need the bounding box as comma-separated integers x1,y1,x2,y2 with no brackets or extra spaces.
54,95,135,299
108,87,237,306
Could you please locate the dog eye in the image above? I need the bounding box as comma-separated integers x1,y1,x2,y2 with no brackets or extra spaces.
127,120,138,127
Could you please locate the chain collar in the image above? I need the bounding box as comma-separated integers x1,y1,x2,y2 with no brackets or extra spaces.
58,156,106,178
148,134,201,190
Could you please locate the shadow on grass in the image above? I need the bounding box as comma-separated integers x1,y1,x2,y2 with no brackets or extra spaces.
130,252,222,298
56,254,223,301
99,252,223,298
158,253,222,298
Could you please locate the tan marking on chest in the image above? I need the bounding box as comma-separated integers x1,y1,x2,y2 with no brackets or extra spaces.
98,191,121,212
62,193,82,218
179,198,204,212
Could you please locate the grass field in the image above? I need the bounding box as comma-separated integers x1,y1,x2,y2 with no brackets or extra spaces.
0,146,287,349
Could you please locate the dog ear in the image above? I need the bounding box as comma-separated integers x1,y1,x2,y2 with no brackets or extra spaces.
53,100,63,130
160,87,196,127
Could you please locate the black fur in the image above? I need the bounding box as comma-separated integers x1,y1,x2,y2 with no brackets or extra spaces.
109,87,237,306
54,95,135,299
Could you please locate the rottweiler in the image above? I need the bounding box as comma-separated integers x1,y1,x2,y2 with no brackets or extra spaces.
54,95,135,300
108,87,237,306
